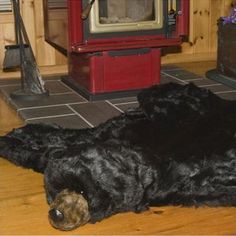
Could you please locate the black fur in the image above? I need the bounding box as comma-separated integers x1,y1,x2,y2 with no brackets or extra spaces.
0,82,236,224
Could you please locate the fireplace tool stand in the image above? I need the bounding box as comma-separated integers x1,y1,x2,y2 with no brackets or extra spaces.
9,0,49,101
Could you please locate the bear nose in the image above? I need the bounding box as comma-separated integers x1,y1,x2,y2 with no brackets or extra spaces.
49,208,64,222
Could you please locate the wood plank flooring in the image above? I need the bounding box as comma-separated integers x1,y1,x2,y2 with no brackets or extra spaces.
0,62,236,235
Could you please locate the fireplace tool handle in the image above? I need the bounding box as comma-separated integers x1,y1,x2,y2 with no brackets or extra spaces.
81,0,95,20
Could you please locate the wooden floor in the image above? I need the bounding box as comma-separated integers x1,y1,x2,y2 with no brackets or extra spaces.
0,61,236,235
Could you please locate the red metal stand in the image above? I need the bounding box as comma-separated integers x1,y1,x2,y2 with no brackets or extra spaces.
64,48,161,100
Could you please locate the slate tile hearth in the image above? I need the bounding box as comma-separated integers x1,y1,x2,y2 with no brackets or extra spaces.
1,66,236,129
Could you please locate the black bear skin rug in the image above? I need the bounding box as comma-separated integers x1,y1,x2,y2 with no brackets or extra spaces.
0,82,236,231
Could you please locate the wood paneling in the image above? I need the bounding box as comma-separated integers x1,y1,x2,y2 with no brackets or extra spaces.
0,0,235,75
162,0,236,63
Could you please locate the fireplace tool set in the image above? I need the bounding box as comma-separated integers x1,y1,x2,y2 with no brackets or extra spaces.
3,0,48,100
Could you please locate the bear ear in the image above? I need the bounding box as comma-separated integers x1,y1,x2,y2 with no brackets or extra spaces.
137,83,184,109
137,83,185,122
137,82,181,104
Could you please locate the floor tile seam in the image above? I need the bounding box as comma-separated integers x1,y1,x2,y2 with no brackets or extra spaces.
161,71,188,84
184,78,205,82
0,83,20,88
16,101,89,112
198,83,222,88
105,100,124,113
0,88,75,96
217,74,236,83
66,104,94,128
112,101,138,106
43,78,61,82
161,72,204,79
58,80,89,102
24,113,76,122
215,90,236,94
49,91,75,96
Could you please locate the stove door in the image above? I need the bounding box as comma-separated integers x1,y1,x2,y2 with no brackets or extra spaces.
83,0,168,39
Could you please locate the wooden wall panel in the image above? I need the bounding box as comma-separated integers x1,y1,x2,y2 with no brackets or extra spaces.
0,0,67,72
192,0,211,54
21,0,36,54
33,0,57,66
162,0,236,63
0,0,235,74
29,0,67,66
209,0,223,53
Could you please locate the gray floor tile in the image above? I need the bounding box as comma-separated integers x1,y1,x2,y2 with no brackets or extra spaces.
206,84,235,93
0,84,21,95
161,76,177,84
160,73,173,80
165,70,202,80
161,65,181,71
27,114,90,129
45,80,73,94
116,102,139,112
0,81,72,97
19,105,74,120
43,75,63,81
108,96,137,105
160,75,186,84
218,91,236,100
9,93,86,109
193,79,221,86
70,101,121,127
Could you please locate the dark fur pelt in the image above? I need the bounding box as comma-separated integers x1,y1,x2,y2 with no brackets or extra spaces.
0,82,236,224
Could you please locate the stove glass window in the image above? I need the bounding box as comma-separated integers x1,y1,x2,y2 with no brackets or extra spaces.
98,0,155,24
89,0,163,33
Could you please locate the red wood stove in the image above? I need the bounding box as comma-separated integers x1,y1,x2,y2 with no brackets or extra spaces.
44,0,189,100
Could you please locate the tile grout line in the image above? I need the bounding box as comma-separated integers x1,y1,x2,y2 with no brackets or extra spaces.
0,78,61,88
25,113,76,122
0,87,75,96
0,83,21,88
105,100,124,113
161,71,188,84
58,80,89,102
184,78,205,82
50,91,75,96
216,73,236,83
44,78,61,82
215,90,236,94
17,101,89,112
198,83,222,88
66,104,94,128
113,101,138,106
